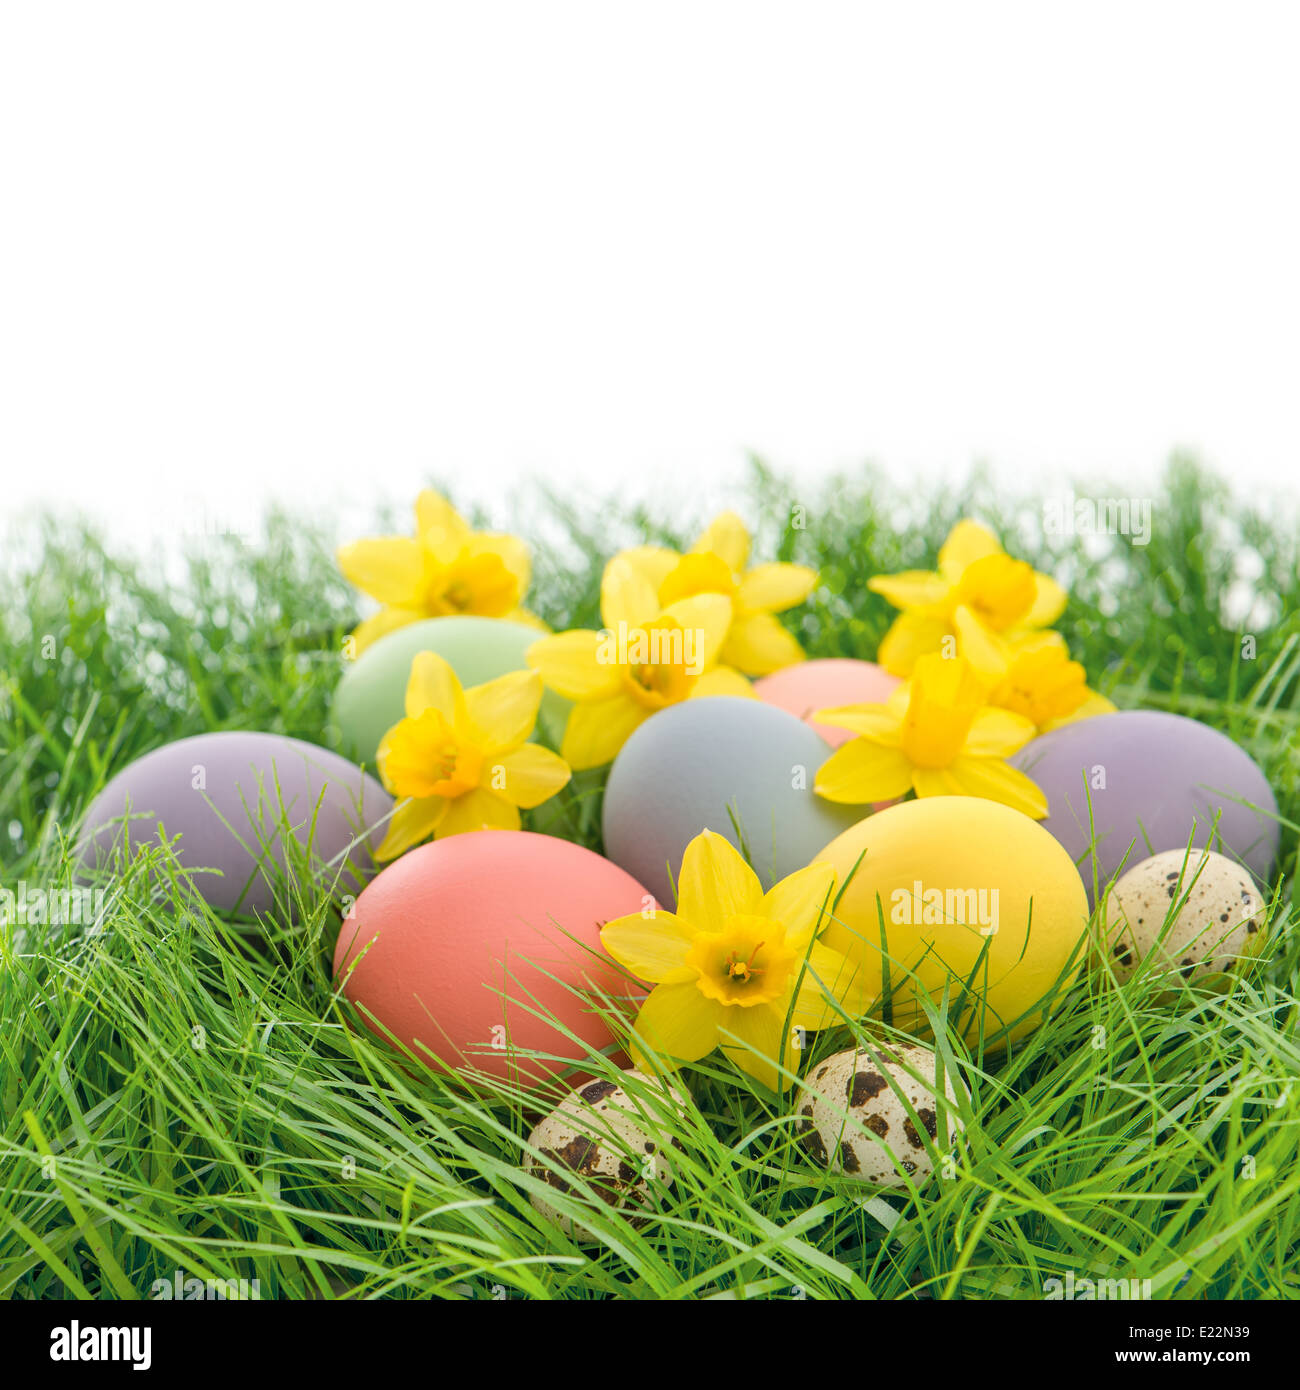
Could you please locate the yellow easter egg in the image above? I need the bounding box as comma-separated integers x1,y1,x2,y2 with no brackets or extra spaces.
816,796,1089,1044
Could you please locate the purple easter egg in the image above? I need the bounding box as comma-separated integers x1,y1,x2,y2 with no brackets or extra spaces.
1010,710,1278,901
78,732,392,914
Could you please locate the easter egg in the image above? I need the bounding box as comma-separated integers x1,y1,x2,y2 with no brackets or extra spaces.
1010,710,1278,902
601,697,867,907
333,830,652,1087
524,1069,691,1240
796,1041,966,1188
333,616,570,766
77,731,390,915
754,658,900,748
1100,847,1268,986
816,796,1090,1042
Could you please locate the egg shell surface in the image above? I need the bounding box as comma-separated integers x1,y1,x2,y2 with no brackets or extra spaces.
816,796,1090,1042
77,731,391,915
525,1069,690,1240
796,1042,965,1188
1010,710,1278,903
601,696,867,907
333,830,651,1087
1102,847,1268,985
754,658,900,748
333,615,570,765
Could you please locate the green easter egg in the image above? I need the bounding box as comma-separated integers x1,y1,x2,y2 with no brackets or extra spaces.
333,616,570,766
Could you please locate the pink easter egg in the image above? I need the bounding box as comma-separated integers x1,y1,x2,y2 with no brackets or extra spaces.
333,830,652,1089
755,658,900,748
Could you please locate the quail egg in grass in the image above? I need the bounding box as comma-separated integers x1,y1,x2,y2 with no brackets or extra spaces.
795,1042,967,1189
524,1070,692,1240
1101,848,1269,986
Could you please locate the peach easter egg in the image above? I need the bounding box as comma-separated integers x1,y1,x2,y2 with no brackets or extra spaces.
333,830,652,1088
755,659,900,748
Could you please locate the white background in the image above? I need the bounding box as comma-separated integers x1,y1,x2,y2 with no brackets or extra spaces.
3,2,1298,544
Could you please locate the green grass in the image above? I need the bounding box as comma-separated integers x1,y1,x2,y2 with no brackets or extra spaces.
2,456,1299,1300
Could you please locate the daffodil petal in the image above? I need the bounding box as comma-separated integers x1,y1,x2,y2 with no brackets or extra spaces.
909,765,964,798
435,787,522,837
952,604,1012,680
811,704,901,742
877,611,954,677
867,570,951,610
559,692,647,770
1042,689,1116,732
601,552,661,630
720,611,805,676
404,650,468,723
1026,572,1068,627
964,706,1038,757
937,519,1002,582
675,829,763,928
658,551,735,607
762,861,836,951
790,941,872,1028
337,537,425,607
505,606,551,633
618,545,681,598
527,631,621,701
738,563,817,613
717,1004,786,1091
660,592,732,670
919,756,1049,818
814,739,913,804
1083,691,1118,717
600,912,697,984
1006,628,1068,659
690,665,756,698
375,796,448,861
632,982,724,1064
464,669,542,752
692,511,750,573
348,605,424,657
415,490,471,565
490,743,571,808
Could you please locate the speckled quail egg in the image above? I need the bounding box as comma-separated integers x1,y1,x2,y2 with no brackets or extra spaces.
1101,848,1268,985
524,1070,691,1240
795,1042,966,1188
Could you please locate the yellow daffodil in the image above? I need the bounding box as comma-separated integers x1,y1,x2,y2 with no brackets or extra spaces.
338,490,536,655
813,652,1047,817
600,830,867,1091
870,519,1067,679
987,632,1116,733
616,511,818,676
526,553,752,771
374,652,570,858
